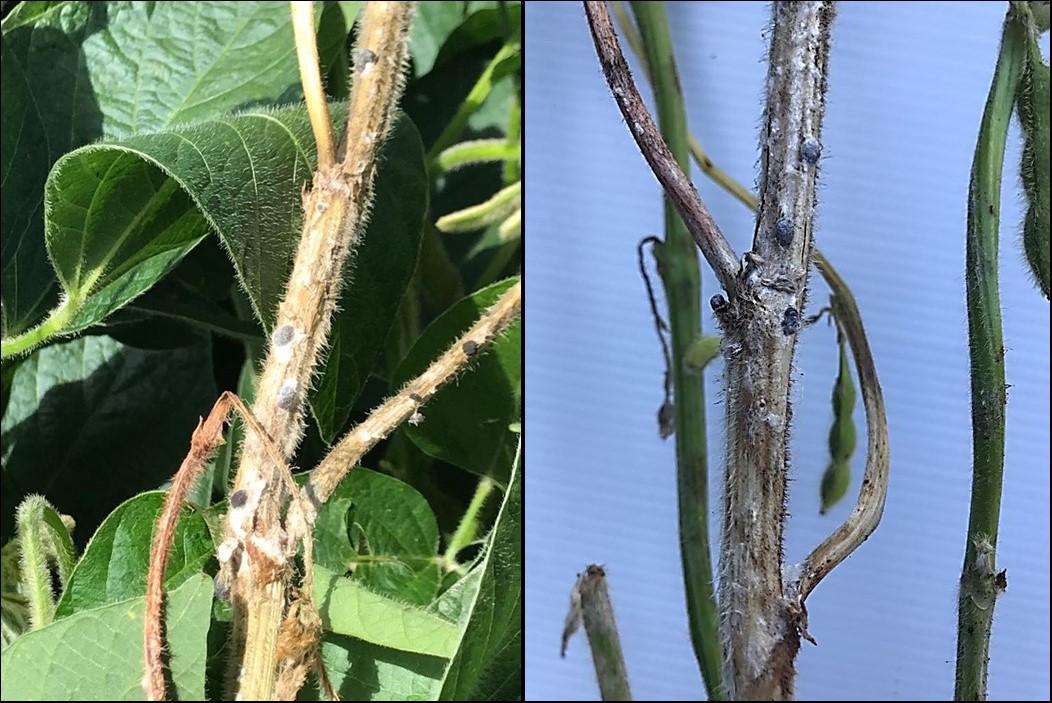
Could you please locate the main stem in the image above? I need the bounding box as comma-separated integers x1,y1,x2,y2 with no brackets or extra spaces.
717,4,835,699
226,4,415,698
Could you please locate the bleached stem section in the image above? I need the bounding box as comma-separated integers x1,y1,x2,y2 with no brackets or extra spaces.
306,281,521,504
716,3,836,700
220,3,416,699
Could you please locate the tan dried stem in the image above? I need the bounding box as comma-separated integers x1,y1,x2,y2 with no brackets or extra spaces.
306,280,522,505
218,2,415,699
715,4,836,699
794,258,889,604
290,1,335,170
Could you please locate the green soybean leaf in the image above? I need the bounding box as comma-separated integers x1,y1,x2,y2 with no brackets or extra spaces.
312,634,448,702
0,573,213,701
407,4,520,162
312,468,441,606
1,1,304,342
314,563,457,658
313,435,522,701
53,492,214,619
409,2,512,79
1016,10,1050,299
436,433,521,700
391,279,521,486
0,335,216,544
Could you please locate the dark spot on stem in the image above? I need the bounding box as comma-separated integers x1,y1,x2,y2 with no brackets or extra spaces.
774,218,794,248
230,489,248,509
272,324,294,346
277,385,296,410
801,139,822,165
782,306,801,335
303,481,323,514
214,576,231,602
710,294,728,312
409,392,422,403
462,340,479,356
353,48,378,70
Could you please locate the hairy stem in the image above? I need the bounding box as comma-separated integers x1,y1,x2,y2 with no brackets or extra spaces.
627,2,724,698
222,3,415,699
954,6,1025,700
306,280,521,504
716,4,835,699
443,476,496,569
615,0,890,672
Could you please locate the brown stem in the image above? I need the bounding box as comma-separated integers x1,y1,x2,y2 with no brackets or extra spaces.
716,3,836,699
582,1,739,295
144,392,292,701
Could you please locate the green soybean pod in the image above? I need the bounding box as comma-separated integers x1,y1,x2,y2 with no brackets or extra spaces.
828,412,857,465
1016,12,1050,299
821,331,858,512
820,461,851,516
831,333,856,419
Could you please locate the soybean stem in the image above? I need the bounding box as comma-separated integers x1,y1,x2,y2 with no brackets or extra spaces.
955,6,1024,700
625,3,724,699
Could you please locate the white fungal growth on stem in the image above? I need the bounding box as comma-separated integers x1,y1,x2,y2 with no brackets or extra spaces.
718,2,836,699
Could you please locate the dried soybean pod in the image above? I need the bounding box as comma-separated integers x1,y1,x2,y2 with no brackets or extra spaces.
1016,11,1050,299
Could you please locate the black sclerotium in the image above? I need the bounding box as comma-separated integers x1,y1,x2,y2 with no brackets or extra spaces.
773,218,794,248
409,392,422,403
800,138,822,165
272,324,294,346
230,489,248,509
781,306,801,336
277,384,296,410
710,294,728,313
214,576,231,602
353,48,378,70
462,340,479,356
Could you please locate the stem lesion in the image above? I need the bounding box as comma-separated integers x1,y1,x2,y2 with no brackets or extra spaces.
588,2,893,699
144,6,523,699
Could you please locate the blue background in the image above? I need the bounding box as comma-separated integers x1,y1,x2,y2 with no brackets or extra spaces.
524,2,1050,700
